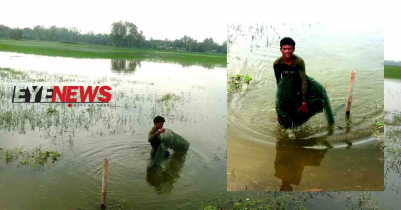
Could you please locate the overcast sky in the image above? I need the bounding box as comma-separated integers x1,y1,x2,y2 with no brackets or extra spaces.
1,0,395,58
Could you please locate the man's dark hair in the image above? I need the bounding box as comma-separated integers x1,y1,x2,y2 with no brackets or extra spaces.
153,116,165,124
280,37,296,49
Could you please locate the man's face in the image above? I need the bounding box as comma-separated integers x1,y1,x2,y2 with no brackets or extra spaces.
155,122,164,129
280,45,295,59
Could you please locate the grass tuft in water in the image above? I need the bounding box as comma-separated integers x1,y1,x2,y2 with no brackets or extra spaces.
227,74,253,93
46,107,57,115
0,147,60,167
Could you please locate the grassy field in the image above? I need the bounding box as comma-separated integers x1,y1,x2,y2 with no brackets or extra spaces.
0,39,226,68
384,65,401,79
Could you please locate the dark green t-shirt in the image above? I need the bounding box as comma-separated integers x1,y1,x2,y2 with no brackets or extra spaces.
148,127,160,150
273,54,307,102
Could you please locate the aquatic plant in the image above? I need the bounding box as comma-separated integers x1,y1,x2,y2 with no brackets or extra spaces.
46,107,57,115
0,147,60,167
227,74,253,93
156,93,180,103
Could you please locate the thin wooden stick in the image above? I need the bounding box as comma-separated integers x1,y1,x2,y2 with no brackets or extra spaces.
101,158,108,209
345,71,356,115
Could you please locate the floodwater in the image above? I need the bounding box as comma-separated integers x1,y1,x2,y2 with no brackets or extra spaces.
227,24,384,191
222,80,401,209
0,52,227,210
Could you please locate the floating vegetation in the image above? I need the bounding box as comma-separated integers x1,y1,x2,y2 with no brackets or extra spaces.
0,67,25,78
0,147,60,167
203,192,308,210
203,190,385,210
46,107,57,115
156,93,181,103
227,74,252,93
372,120,384,141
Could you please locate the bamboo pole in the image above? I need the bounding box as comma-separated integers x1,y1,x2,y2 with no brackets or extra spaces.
345,71,356,115
101,158,108,209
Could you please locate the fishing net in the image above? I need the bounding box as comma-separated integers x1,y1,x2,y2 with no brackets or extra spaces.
276,74,335,129
150,129,190,167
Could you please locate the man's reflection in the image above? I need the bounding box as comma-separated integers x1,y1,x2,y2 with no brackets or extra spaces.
274,138,328,191
146,151,187,194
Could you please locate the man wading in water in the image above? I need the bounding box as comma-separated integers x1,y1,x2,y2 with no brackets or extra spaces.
273,37,334,128
148,116,170,158
274,37,308,125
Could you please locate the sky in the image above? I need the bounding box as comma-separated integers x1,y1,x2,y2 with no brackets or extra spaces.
1,0,395,58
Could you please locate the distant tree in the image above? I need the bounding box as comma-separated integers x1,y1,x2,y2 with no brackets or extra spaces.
189,39,198,52
1,23,226,54
202,38,216,52
180,35,196,52
87,31,95,44
33,25,45,41
0,25,11,38
110,21,127,47
68,27,80,42
22,27,34,40
57,27,70,42
125,22,138,48
219,41,227,54
10,28,23,40
136,30,145,48
46,25,57,41
384,60,401,66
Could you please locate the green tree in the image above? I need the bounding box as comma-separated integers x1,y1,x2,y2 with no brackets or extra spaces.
33,25,45,41
125,22,138,48
10,28,23,40
68,27,80,42
46,25,57,41
110,21,127,47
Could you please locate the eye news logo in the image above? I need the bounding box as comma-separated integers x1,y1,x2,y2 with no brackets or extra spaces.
12,86,112,107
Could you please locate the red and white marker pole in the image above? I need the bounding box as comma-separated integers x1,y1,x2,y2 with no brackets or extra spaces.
345,71,356,115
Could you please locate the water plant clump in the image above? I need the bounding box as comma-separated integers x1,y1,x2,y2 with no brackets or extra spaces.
156,93,181,103
47,107,57,115
227,74,252,93
203,192,309,210
0,147,60,167
0,67,25,79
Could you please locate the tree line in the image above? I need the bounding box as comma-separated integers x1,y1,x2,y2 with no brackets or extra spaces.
0,22,227,54
384,60,401,66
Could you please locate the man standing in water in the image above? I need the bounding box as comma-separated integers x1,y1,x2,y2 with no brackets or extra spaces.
273,37,308,127
148,116,169,158
273,37,334,128
274,37,308,117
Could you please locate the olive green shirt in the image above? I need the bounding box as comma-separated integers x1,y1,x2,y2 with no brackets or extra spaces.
273,54,307,102
148,127,161,150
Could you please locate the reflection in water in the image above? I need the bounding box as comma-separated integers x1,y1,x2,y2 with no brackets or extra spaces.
111,59,141,73
146,151,187,194
274,138,328,191
343,115,353,148
273,125,335,191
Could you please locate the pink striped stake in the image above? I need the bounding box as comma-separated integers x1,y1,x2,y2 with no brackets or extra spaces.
345,71,356,115
101,158,108,209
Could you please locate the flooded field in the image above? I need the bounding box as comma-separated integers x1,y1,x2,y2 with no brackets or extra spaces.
0,52,227,210
227,24,384,191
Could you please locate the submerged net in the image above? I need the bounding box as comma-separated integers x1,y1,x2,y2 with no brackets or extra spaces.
276,74,334,129
150,129,190,167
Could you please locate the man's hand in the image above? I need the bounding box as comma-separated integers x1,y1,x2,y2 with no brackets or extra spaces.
157,128,166,134
298,102,308,114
